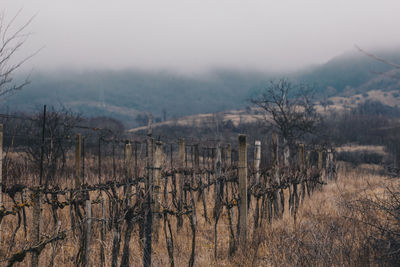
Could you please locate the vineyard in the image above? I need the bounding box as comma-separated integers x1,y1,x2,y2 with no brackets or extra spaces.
0,108,336,267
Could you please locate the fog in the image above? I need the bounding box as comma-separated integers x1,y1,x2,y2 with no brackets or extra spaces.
3,0,400,74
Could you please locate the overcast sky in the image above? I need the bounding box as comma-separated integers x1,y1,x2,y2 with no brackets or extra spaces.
3,0,400,74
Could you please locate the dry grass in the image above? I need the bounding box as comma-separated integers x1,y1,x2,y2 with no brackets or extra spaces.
252,163,400,266
336,145,387,155
0,162,399,266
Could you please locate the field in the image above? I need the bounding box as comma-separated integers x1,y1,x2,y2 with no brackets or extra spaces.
0,132,398,267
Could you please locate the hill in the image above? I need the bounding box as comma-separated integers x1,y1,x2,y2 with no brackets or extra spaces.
3,48,400,126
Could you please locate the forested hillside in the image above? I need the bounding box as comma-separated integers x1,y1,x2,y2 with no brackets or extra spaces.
3,48,400,126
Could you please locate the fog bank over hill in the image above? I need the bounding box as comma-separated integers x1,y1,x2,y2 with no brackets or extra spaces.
4,1,400,73
3,48,400,127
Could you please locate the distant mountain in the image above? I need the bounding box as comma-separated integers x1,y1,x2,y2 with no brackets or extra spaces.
3,48,400,126
295,48,400,95
3,69,274,126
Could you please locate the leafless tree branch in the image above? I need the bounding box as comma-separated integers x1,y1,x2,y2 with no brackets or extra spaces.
0,9,39,99
355,44,400,69
251,78,320,144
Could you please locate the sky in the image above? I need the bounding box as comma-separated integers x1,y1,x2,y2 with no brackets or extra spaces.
2,0,400,74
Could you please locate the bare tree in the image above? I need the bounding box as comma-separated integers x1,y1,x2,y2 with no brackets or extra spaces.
251,79,320,145
22,106,81,184
0,9,37,99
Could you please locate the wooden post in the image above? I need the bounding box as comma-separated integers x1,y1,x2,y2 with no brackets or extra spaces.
100,198,106,267
82,137,85,183
124,142,133,208
194,144,199,170
253,140,261,229
226,144,232,167
153,141,163,241
125,143,133,180
298,144,304,170
143,137,154,267
294,144,304,221
211,148,216,171
318,150,323,170
31,106,46,267
177,138,185,229
306,151,311,169
31,190,41,267
271,132,282,218
98,137,102,183
283,138,290,167
75,134,82,187
254,141,261,183
84,194,92,267
238,134,247,244
134,143,138,179
272,132,279,167
215,145,222,202
326,149,334,180
78,136,91,267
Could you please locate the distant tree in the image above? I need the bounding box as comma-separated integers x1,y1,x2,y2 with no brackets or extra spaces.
251,79,320,146
0,10,37,99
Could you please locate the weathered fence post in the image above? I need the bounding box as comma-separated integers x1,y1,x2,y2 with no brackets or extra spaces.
271,132,282,218
31,190,41,267
124,142,133,206
283,138,290,167
326,149,335,180
75,134,82,187
298,144,304,169
98,137,102,183
143,137,154,267
194,144,199,170
100,198,106,267
82,136,91,267
31,105,46,267
238,134,248,244
272,132,279,166
318,149,324,190
125,143,133,179
318,150,323,170
293,144,304,222
177,138,185,229
253,140,261,229
84,193,91,267
214,145,222,204
224,143,236,254
153,141,163,242
254,141,261,184
226,144,232,166
213,144,222,259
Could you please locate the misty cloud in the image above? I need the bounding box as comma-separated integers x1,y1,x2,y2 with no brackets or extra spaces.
3,0,400,73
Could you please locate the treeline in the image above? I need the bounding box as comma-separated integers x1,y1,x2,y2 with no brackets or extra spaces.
4,98,400,169
319,100,400,168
